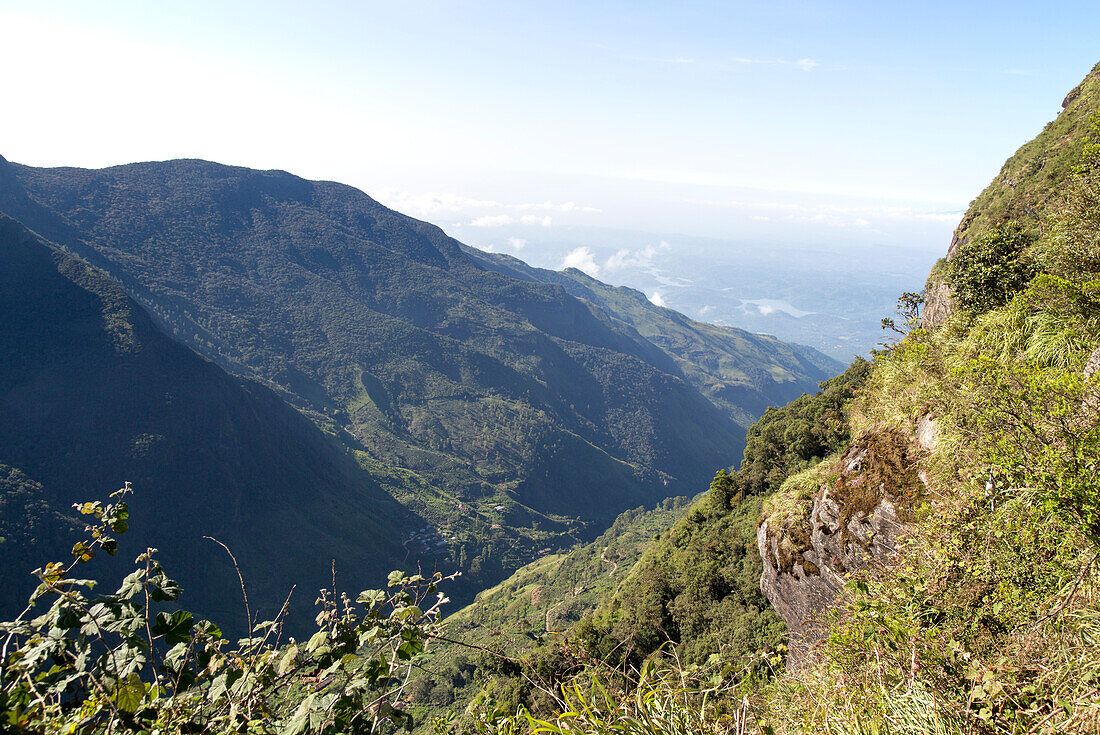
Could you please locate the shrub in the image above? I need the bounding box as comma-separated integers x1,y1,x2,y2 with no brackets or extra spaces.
0,483,451,734
947,222,1036,314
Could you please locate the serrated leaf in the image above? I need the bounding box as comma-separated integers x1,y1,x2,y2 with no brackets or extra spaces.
153,610,194,645
115,672,144,713
356,589,386,607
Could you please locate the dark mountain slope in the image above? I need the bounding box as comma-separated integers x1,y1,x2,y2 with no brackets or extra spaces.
0,157,837,542
0,215,418,631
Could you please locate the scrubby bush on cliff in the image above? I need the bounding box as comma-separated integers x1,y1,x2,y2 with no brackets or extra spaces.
758,236,1100,733
947,222,1036,315
0,483,450,734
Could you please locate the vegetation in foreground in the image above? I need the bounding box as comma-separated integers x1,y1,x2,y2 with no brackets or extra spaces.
0,483,451,734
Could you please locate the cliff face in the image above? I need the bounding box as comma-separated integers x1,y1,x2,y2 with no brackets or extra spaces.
757,423,933,665
920,267,954,329
759,63,1100,665
920,61,1100,329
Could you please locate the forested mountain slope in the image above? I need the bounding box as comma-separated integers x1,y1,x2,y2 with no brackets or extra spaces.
425,359,871,728
0,215,418,632
464,247,840,426
0,155,837,566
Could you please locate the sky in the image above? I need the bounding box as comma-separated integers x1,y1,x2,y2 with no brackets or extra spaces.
2,1,1099,260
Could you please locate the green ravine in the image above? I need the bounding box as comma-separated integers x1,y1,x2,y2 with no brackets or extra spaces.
0,154,837,631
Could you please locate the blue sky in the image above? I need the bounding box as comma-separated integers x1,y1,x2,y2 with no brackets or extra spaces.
2,0,1099,255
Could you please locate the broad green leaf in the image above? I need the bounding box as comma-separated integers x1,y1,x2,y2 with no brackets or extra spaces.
277,644,299,675
306,630,328,652
153,610,194,645
114,672,145,713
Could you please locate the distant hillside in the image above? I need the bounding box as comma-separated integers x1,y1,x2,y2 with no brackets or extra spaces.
0,215,417,632
0,156,839,579
464,246,841,427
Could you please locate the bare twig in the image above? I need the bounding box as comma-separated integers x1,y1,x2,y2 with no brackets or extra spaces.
204,536,252,639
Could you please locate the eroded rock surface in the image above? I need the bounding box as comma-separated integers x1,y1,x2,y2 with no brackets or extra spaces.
757,426,928,666
920,275,954,329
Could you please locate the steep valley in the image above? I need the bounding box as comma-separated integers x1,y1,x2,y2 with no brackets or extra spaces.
0,156,838,632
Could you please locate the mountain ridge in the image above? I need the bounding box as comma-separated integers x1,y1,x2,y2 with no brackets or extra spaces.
0,213,420,632
0,156,839,533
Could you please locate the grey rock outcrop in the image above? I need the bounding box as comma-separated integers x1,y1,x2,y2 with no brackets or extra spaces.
920,276,953,329
1084,347,1100,380
757,426,928,667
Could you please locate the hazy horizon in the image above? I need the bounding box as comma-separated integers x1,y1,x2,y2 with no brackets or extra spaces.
3,0,1098,357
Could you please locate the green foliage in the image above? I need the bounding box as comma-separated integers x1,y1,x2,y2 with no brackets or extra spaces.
947,222,1036,314
471,660,757,735
1033,118,1100,283
451,357,872,726
735,358,872,497
955,338,1100,539
880,291,924,340
0,484,451,734
405,500,692,729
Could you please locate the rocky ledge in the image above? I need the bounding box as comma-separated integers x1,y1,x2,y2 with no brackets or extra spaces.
757,423,933,666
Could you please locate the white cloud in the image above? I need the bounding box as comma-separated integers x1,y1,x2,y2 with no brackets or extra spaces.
795,58,819,72
469,214,514,227
507,237,526,251
561,247,600,277
371,190,500,216
605,244,659,271
648,291,668,307
520,214,553,227
370,189,597,222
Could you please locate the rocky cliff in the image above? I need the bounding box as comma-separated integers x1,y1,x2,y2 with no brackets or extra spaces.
920,61,1100,329
757,425,931,665
758,64,1100,666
